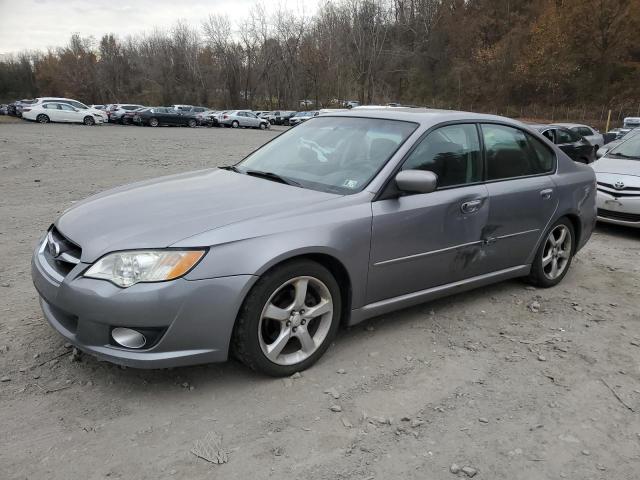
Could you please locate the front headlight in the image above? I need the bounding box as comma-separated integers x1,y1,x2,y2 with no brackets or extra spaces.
85,250,206,287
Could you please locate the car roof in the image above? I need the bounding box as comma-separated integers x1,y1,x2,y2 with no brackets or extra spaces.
325,107,528,129
551,122,590,129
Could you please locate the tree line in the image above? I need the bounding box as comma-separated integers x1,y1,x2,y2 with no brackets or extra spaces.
0,0,638,113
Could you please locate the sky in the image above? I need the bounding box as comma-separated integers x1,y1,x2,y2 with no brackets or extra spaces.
0,0,322,55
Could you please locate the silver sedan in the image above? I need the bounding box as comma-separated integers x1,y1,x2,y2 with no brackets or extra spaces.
32,109,596,376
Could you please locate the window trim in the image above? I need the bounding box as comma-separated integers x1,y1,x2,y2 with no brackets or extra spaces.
479,122,557,184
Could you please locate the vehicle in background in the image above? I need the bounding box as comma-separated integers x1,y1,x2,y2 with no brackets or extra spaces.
218,110,269,129
344,100,360,108
8,99,36,117
0,104,6,115
29,97,108,123
91,105,107,110
618,117,640,138
288,110,319,126
21,102,104,125
592,131,640,228
596,128,640,158
109,104,145,123
120,107,148,125
265,111,296,126
133,107,199,127
551,123,604,152
531,124,595,163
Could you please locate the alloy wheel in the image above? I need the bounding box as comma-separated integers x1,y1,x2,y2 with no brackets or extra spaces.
258,276,333,366
542,224,572,280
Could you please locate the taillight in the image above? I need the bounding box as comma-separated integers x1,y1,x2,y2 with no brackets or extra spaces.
223,115,228,119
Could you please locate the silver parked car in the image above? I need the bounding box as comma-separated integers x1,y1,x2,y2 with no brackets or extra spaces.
219,110,269,129
32,109,596,376
592,132,640,228
551,123,604,152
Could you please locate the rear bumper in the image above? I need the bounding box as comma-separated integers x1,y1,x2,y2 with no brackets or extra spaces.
31,240,257,368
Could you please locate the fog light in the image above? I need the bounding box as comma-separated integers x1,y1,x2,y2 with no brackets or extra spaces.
112,327,146,349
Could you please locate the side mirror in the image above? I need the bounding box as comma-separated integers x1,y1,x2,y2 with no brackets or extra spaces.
596,147,609,159
395,170,437,194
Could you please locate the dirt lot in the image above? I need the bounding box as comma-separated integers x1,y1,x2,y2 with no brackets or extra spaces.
1,122,639,480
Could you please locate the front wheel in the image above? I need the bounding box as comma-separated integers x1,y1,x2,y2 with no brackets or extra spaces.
526,218,574,287
149,117,159,127
259,122,267,130
36,114,50,124
231,120,239,128
232,260,341,376
187,119,197,128
83,116,95,126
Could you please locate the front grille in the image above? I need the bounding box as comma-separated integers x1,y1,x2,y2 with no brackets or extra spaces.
44,227,82,277
598,208,640,222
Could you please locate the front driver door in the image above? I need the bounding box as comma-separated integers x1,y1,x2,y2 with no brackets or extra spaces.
368,123,490,303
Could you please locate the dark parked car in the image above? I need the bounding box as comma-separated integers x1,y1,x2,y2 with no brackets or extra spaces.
267,110,297,125
32,108,596,376
532,124,595,163
133,107,198,127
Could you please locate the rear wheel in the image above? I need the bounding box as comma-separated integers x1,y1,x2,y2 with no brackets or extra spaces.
149,117,159,127
187,118,197,128
526,218,574,288
36,114,50,124
83,116,95,126
232,260,341,376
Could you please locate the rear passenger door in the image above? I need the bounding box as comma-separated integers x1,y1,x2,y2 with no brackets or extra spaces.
481,124,558,271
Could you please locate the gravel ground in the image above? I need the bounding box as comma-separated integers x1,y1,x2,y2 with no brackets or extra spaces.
1,122,639,480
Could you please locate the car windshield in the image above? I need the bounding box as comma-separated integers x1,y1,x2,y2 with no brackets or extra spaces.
609,134,640,160
236,116,418,194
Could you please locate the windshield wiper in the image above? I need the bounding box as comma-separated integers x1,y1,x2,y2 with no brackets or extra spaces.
244,170,302,187
219,165,240,172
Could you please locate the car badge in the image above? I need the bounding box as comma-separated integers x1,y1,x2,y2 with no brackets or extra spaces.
613,180,625,190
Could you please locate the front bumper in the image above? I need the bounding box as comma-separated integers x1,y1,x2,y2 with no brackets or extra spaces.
31,239,257,368
596,191,640,228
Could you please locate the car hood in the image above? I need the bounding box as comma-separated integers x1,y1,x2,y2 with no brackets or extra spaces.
591,156,640,177
56,169,339,262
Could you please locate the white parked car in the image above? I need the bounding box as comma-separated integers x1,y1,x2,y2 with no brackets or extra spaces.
592,132,640,228
22,102,105,125
551,123,604,152
29,97,107,123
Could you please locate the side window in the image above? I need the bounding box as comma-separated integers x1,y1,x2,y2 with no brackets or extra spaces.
482,124,554,180
541,129,555,143
401,124,482,188
555,129,574,144
59,104,75,111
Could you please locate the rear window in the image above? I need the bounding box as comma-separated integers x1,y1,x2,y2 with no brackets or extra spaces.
482,124,555,180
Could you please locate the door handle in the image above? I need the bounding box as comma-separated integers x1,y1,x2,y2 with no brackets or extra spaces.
540,188,553,200
460,199,483,214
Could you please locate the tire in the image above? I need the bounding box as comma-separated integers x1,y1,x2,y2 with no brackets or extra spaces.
149,117,159,127
232,259,341,376
526,218,575,288
83,116,95,126
231,120,239,128
259,122,266,130
36,114,50,124
187,119,197,128
269,119,275,125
